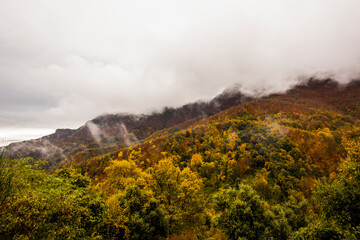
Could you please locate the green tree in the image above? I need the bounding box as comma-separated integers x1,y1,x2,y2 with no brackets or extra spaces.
293,142,360,239
0,153,14,205
114,185,168,240
213,184,291,240
0,158,117,240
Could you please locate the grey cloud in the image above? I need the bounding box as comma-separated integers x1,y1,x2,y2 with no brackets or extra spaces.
0,0,360,134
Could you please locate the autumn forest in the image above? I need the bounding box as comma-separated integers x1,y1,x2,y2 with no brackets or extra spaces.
1,79,360,239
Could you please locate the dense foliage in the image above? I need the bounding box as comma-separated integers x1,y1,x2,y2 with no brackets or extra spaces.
2,83,360,239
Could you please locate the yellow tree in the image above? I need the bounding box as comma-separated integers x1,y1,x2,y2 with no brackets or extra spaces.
149,157,206,235
96,159,152,199
190,153,203,171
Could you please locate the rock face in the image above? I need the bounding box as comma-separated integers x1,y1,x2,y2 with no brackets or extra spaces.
3,87,253,164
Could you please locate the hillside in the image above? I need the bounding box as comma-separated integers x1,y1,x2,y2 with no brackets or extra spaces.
2,78,360,239
3,87,252,168
5,78,360,168
72,78,360,175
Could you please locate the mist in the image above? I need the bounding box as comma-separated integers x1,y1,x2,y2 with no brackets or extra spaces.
1,0,360,138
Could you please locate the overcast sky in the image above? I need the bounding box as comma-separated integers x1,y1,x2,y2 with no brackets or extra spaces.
1,0,360,140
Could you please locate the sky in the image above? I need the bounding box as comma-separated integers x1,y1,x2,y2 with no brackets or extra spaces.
1,0,360,142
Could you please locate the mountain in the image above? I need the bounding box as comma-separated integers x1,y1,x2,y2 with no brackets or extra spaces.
4,78,360,170
66,77,360,238
64,78,360,177
3,86,253,167
3,78,360,239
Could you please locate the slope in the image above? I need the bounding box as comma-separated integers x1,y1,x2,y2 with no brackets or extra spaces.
3,87,252,168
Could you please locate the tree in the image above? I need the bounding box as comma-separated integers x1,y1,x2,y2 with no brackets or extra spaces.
0,159,117,240
114,185,168,240
98,159,152,197
0,153,14,205
213,184,291,240
293,140,360,239
190,153,203,171
150,158,206,235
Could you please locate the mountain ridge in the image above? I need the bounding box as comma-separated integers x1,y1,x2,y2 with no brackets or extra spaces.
2,85,253,165
3,78,360,169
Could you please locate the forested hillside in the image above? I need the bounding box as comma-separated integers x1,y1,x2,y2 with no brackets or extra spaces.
1,79,360,239
3,87,251,169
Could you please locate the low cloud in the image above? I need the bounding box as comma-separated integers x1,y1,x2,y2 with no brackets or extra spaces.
0,0,360,133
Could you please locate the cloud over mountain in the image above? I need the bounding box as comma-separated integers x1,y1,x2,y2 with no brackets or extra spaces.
1,0,360,132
